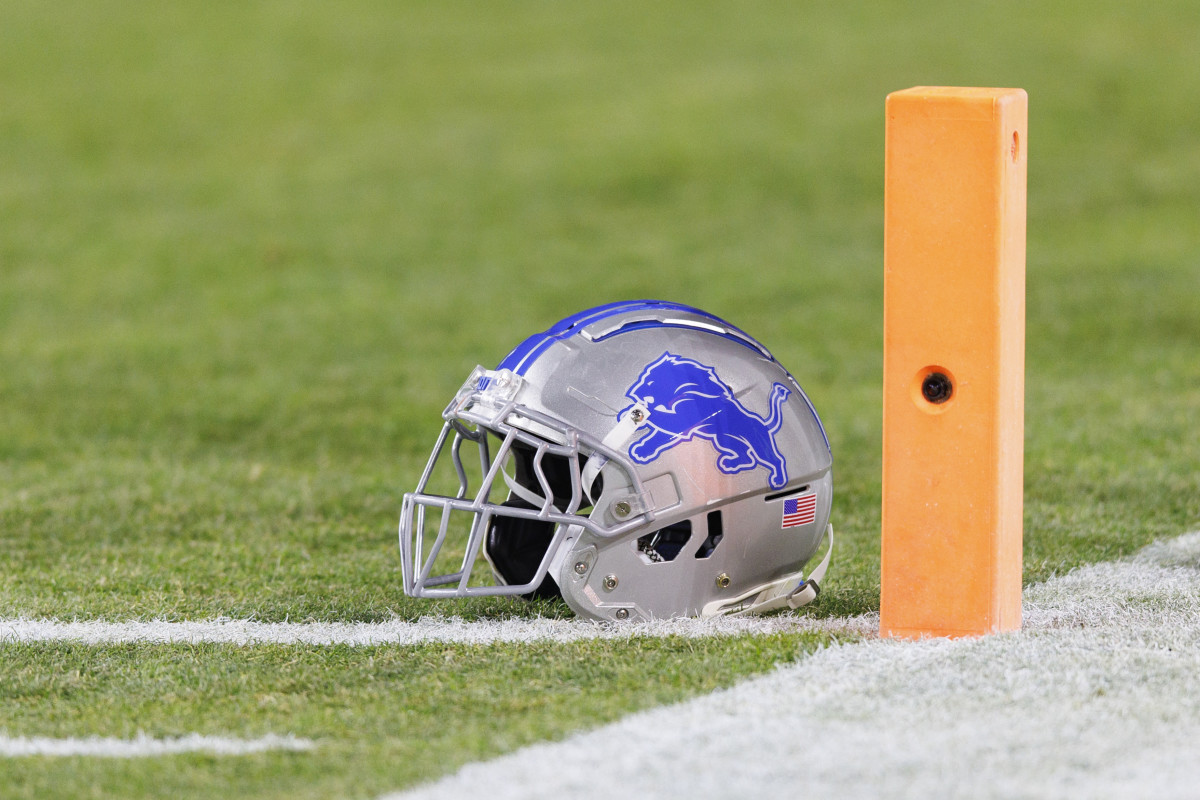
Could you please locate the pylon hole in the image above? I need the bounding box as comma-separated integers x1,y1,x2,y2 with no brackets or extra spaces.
911,365,957,414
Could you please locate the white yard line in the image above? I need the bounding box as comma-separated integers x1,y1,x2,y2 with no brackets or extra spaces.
7,536,1200,794
0,611,874,647
383,532,1200,800
0,733,314,758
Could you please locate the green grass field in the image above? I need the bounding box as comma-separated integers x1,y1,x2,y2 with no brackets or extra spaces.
2,1,1198,797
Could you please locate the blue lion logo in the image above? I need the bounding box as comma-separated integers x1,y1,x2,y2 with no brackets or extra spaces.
620,352,790,489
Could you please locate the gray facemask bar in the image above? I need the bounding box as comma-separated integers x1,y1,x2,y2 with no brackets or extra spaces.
399,372,655,599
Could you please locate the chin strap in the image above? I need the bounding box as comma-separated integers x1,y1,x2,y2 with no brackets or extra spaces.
500,467,548,509
579,403,650,505
701,523,834,617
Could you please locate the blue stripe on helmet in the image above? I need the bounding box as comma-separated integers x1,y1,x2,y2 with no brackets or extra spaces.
497,300,749,375
493,300,829,454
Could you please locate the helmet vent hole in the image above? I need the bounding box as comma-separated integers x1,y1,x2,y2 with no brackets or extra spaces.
637,521,692,564
695,511,724,559
765,485,810,502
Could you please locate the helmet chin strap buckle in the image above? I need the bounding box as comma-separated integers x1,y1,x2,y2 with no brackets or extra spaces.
786,578,820,609
701,524,834,617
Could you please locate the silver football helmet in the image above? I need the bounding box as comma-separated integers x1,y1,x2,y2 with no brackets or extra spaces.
399,300,833,622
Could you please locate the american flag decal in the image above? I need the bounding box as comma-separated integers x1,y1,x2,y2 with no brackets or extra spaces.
782,493,817,528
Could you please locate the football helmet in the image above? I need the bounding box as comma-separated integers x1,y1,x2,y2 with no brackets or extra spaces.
399,300,833,621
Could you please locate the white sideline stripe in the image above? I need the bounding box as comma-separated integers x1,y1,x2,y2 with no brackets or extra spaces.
0,613,874,647
384,532,1200,800
0,733,314,758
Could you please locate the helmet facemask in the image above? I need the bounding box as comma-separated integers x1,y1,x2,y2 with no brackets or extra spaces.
399,367,651,602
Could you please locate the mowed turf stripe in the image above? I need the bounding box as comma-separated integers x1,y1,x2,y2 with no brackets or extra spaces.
0,613,874,646
0,733,314,758
385,533,1200,800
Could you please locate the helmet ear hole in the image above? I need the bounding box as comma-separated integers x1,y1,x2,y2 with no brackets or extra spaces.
637,520,693,563
695,510,724,559
484,498,561,600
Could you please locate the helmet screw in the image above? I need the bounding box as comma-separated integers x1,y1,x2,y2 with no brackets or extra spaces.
615,608,630,620
629,408,645,423
603,574,619,590
716,573,732,589
614,501,632,518
573,561,588,575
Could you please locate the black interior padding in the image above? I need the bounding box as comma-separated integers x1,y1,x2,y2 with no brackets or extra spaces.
486,497,561,600
508,441,601,508
486,443,607,600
